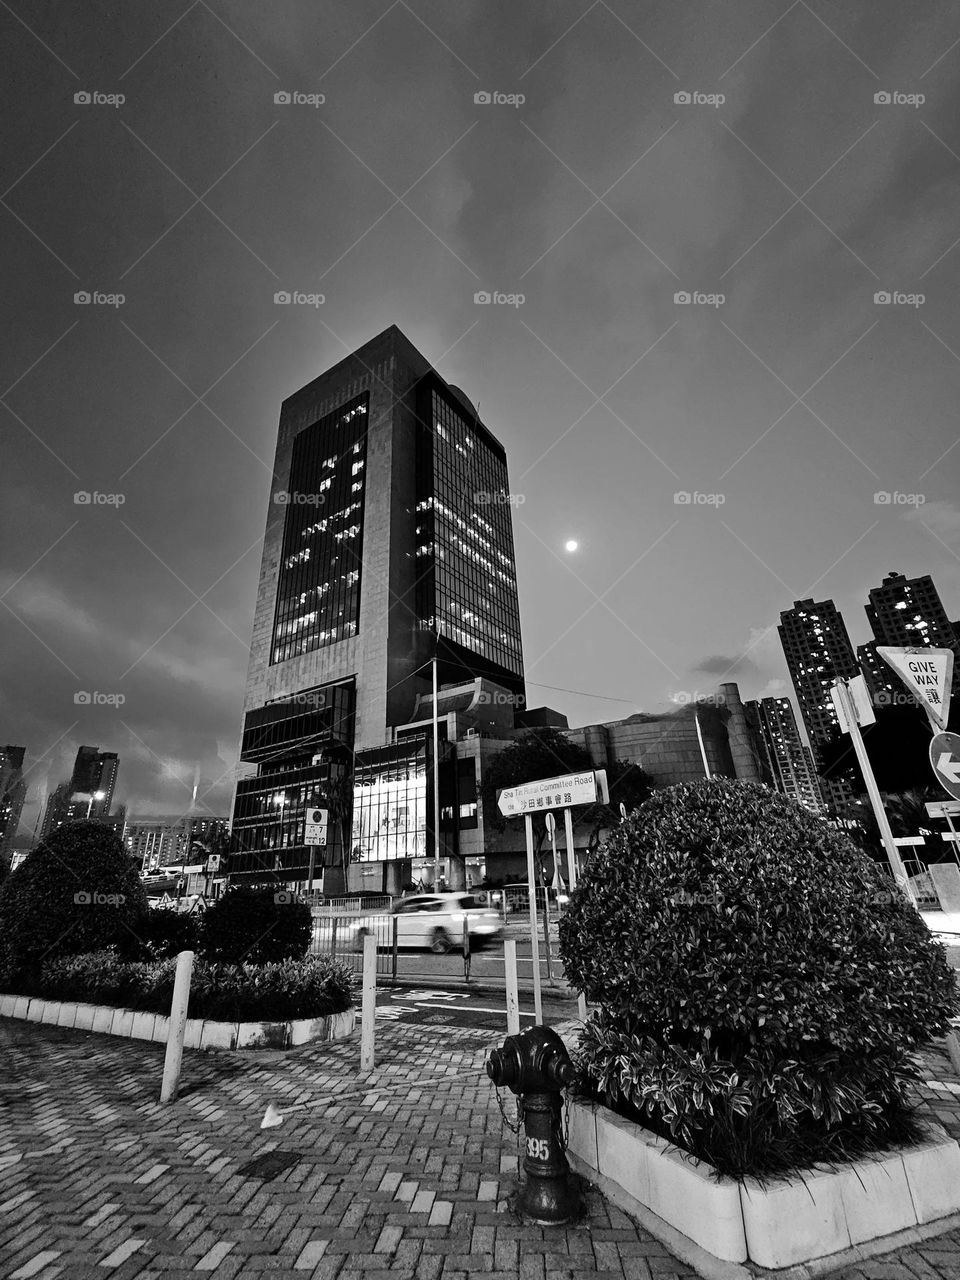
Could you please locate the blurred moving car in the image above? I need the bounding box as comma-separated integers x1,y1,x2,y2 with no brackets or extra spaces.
347,892,503,954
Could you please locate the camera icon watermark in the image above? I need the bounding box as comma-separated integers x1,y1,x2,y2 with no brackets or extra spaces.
674,290,725,307
674,491,725,506
74,90,125,107
274,90,325,107
474,90,525,107
873,491,925,506
74,690,126,706
673,90,725,108
473,290,525,307
274,290,325,307
874,90,924,108
873,290,924,308
274,891,297,904
74,491,126,506
74,290,125,308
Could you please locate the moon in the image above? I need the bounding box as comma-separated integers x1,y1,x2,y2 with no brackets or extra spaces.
564,539,579,553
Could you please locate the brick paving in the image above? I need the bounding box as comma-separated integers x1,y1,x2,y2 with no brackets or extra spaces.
0,1017,959,1280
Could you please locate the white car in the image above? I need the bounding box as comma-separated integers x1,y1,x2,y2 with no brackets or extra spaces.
349,892,503,954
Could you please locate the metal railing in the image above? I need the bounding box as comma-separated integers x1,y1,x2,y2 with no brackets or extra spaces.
309,910,476,981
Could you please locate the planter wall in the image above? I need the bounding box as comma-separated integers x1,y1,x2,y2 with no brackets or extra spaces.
566,1098,960,1271
0,993,355,1051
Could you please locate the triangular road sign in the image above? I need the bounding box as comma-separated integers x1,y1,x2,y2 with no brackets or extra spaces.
876,646,954,731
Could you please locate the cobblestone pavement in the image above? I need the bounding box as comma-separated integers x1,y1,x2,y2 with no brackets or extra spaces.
1,1018,959,1280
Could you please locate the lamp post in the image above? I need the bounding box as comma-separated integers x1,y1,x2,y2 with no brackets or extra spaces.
432,630,441,891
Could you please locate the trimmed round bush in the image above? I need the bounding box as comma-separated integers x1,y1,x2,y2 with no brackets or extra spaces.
125,908,200,960
559,778,959,1178
0,821,149,981
199,886,311,965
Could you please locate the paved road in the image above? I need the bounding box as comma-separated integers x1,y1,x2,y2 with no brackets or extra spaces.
374,983,577,1034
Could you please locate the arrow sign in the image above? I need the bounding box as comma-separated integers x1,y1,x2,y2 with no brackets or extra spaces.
930,731,960,801
877,646,954,731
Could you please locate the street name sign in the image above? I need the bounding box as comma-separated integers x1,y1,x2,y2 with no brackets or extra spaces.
497,771,599,817
877,646,954,731
304,807,328,844
892,835,926,846
930,731,960,801
927,799,960,818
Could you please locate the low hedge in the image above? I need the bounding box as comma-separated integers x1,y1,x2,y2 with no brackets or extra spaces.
8,951,356,1023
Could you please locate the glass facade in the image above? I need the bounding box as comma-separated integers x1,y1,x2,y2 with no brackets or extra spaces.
231,681,355,883
416,384,524,681
271,395,368,665
352,740,428,863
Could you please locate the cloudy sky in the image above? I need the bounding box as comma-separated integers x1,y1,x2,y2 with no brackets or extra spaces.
3,1,960,830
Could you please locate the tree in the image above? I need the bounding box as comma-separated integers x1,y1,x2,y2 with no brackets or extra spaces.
481,729,594,862
577,760,652,851
0,820,149,979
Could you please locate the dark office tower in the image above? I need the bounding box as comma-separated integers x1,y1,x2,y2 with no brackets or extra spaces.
779,598,860,808
744,698,824,814
0,745,27,867
232,326,525,891
865,570,960,655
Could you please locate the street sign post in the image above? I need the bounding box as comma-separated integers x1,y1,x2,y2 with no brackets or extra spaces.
304,808,328,894
926,799,960,818
892,835,925,846
831,678,915,906
877,646,954,731
497,771,600,817
930,731,960,801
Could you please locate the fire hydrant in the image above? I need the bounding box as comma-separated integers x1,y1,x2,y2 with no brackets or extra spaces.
486,1026,582,1224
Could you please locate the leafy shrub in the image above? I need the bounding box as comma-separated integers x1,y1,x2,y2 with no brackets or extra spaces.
17,950,354,1022
125,909,200,960
0,822,149,981
199,886,311,965
559,778,959,1178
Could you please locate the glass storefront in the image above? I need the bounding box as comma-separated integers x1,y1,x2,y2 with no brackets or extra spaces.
351,740,428,863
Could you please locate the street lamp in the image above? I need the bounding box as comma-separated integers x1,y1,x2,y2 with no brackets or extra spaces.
87,790,106,818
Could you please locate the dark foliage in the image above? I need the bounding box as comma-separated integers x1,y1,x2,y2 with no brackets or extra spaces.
199,886,311,965
0,821,149,981
13,951,354,1022
559,778,959,1178
123,908,200,960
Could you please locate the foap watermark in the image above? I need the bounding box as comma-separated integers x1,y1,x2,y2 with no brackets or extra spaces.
674,290,725,307
74,490,125,506
475,489,525,506
668,888,723,907
74,691,126,706
874,491,925,506
674,90,725,108
274,490,325,506
474,290,525,307
274,891,299,904
874,90,924,108
74,90,125,108
274,290,325,307
74,891,126,905
477,689,526,708
674,491,725,506
872,689,922,709
74,290,125,308
672,690,730,707
274,90,325,107
287,690,328,708
474,90,525,108
874,290,924,308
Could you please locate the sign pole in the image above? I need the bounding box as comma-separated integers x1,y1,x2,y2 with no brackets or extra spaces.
835,679,915,907
524,813,543,1024
563,806,587,1024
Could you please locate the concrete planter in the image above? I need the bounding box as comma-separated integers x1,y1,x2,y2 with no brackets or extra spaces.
567,1098,960,1274
0,995,356,1051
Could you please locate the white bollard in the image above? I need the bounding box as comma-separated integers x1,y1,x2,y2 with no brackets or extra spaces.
947,1029,960,1076
160,950,195,1104
504,939,520,1036
360,931,377,1074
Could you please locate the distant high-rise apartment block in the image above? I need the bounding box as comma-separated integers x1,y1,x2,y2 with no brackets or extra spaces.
126,815,228,874
743,698,824,814
865,570,960,655
231,326,525,893
40,746,120,840
778,597,860,809
0,745,27,867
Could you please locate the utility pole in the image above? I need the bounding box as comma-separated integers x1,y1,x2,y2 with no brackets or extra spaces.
432,625,442,891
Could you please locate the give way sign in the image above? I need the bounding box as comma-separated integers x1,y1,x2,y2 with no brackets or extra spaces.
930,731,960,801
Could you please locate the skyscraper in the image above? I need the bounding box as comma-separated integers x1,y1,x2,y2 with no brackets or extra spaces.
743,698,824,813
778,597,859,808
0,745,27,867
865,570,960,655
231,326,525,893
39,746,120,840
